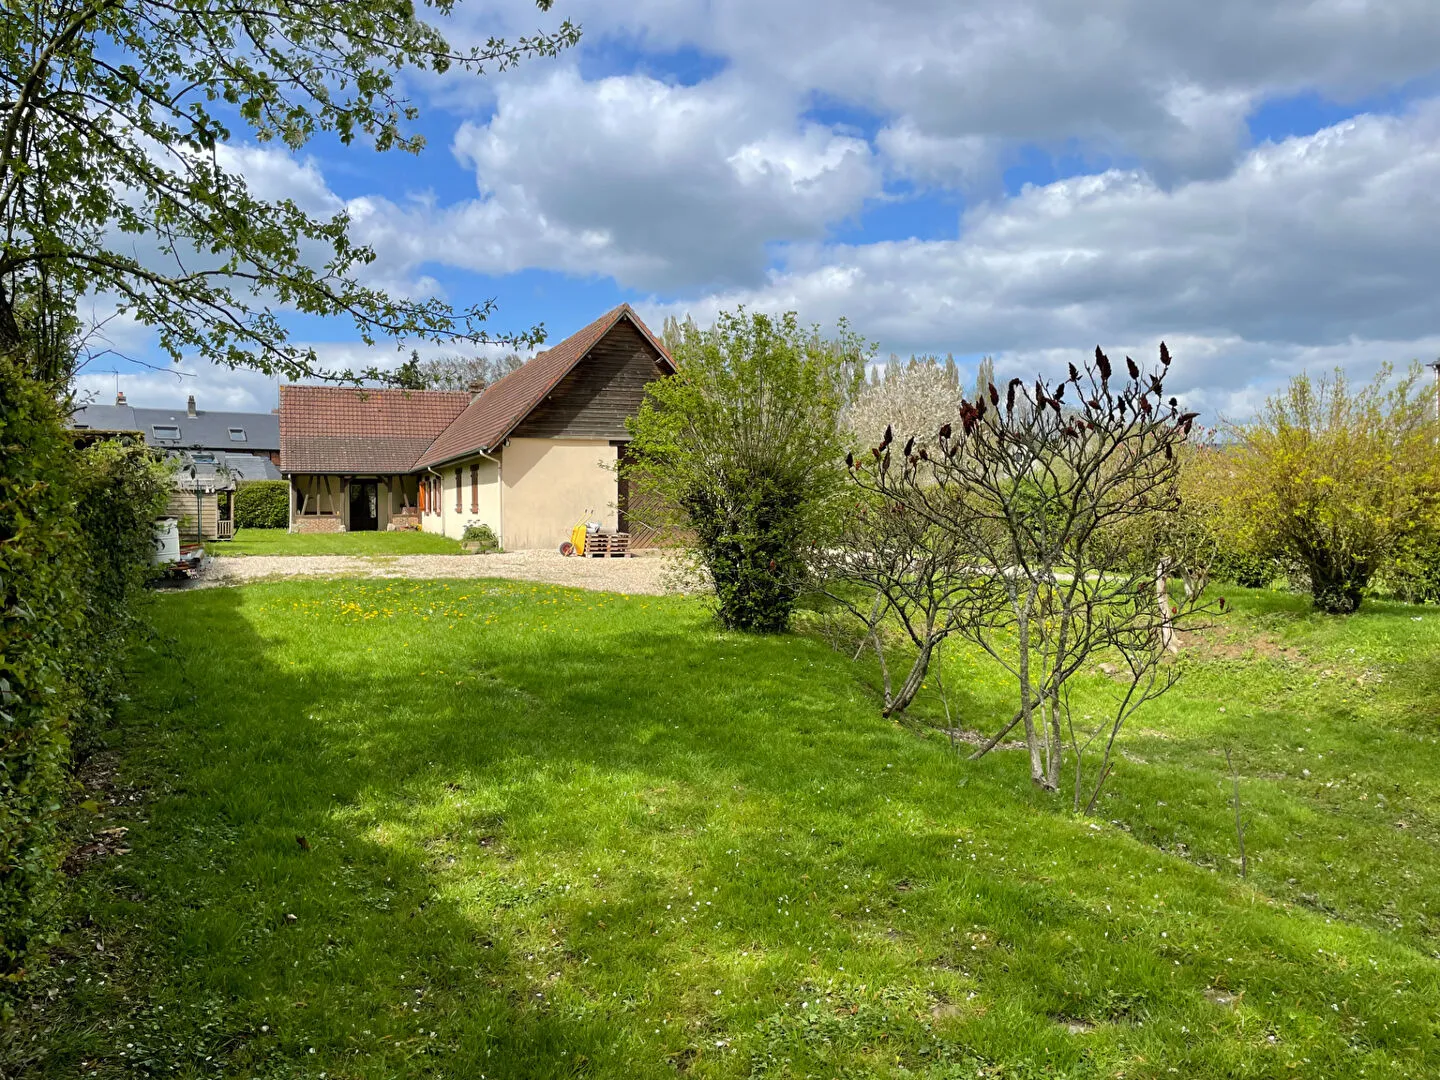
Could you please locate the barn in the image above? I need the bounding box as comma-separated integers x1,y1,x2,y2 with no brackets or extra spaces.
278,304,674,550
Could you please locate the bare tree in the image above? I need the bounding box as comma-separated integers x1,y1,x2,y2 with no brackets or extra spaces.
806,486,1004,717
846,344,1216,802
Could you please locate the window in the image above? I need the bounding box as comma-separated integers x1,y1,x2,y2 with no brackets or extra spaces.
470,464,479,513
454,468,463,513
191,453,216,464
152,424,180,440
228,427,247,442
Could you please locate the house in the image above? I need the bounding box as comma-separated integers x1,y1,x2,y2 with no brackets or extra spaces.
70,394,284,540
278,304,675,549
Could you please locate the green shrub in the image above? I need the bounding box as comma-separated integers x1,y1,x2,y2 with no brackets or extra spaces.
0,359,169,996
70,440,172,746
234,479,289,529
461,523,500,552
626,309,863,633
0,357,82,987
1375,532,1440,604
1211,549,1279,589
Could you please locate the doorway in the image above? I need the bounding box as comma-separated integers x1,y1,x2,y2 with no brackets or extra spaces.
349,480,379,531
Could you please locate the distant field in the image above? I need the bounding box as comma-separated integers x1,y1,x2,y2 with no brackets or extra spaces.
208,527,465,556
12,580,1439,1078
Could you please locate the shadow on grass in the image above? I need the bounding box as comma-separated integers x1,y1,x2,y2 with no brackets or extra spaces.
19,579,1440,1079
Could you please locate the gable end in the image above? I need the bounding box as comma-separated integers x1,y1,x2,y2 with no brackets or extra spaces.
508,318,670,441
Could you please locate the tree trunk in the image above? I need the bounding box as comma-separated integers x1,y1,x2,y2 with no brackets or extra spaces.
1016,607,1044,786
883,639,933,717
1045,693,1062,791
1155,557,1177,653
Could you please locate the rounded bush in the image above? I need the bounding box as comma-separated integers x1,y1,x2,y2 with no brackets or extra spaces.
234,480,289,529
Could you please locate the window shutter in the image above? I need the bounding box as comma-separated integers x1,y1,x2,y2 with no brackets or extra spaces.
470,464,479,513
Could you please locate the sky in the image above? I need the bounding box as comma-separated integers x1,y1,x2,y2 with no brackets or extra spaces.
74,0,1440,421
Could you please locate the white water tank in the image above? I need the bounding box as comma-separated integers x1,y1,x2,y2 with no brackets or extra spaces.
152,518,180,564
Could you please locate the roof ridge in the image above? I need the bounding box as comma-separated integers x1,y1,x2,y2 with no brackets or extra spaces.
414,305,672,469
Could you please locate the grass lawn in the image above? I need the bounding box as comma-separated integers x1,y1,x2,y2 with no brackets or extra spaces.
208,527,465,556
9,581,1440,1077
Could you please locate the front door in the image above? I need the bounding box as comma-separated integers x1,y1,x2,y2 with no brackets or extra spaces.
349,480,378,531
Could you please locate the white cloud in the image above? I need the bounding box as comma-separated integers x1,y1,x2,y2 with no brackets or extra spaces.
435,68,879,288
543,0,1440,183
639,103,1440,412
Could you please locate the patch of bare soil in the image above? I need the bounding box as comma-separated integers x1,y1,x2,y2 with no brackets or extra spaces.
61,750,146,876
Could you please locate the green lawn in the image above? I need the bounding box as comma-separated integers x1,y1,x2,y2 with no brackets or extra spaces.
208,527,465,556
10,582,1440,1077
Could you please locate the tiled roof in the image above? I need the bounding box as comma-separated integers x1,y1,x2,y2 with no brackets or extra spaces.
415,304,673,469
279,385,471,473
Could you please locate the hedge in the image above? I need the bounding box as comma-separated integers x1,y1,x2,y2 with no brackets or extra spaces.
0,357,169,998
234,479,289,529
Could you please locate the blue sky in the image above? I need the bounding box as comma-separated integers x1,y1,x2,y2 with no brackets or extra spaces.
79,0,1440,421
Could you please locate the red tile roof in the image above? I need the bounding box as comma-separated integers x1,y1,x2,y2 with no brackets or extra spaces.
414,304,673,469
279,385,471,473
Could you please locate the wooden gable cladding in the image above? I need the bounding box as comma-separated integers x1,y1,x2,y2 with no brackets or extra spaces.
509,319,669,441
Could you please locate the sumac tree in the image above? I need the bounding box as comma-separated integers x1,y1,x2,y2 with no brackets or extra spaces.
847,345,1216,802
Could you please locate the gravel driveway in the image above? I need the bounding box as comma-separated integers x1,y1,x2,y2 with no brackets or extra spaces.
179,549,676,595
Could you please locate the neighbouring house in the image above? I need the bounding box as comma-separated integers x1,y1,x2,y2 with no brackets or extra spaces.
70,393,284,540
278,304,675,549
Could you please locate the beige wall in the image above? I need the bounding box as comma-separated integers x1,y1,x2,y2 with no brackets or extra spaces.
501,438,618,551
417,457,502,540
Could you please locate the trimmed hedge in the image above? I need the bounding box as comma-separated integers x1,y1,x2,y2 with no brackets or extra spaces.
0,358,81,984
0,357,169,995
234,479,289,529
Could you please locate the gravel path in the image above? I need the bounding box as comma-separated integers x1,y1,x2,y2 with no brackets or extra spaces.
180,550,676,594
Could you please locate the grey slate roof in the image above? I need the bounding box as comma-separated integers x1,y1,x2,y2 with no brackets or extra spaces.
173,451,282,488
70,403,280,452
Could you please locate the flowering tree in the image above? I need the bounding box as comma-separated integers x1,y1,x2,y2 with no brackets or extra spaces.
845,357,964,450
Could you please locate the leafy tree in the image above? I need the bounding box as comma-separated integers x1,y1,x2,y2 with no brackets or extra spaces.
0,0,578,384
626,309,866,632
1228,365,1440,614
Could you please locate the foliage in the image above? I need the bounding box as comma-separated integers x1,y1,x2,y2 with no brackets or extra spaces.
1374,529,1440,604
0,0,578,384
626,309,866,632
0,355,81,987
9,580,1440,1077
845,345,1215,798
1,356,180,990
461,523,501,552
233,480,290,530
391,351,525,392
69,439,172,744
1225,365,1440,614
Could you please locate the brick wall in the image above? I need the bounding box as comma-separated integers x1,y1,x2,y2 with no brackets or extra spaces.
292,517,344,533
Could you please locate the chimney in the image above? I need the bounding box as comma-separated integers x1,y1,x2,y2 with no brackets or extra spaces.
186,394,197,417
115,390,127,406
467,379,487,398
